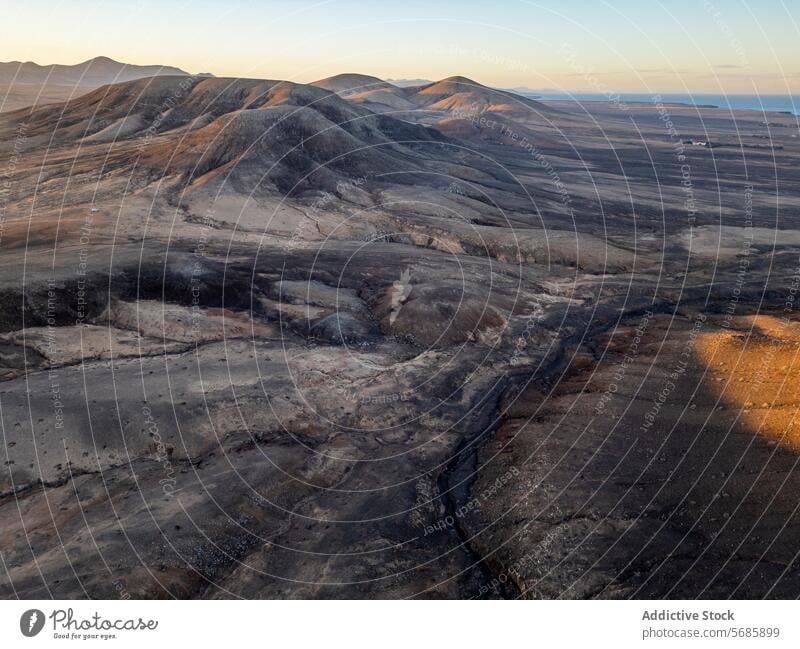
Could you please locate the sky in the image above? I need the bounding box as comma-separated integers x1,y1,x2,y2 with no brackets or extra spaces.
0,0,797,94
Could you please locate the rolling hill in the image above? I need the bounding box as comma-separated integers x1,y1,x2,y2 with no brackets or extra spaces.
312,73,557,121
0,75,449,201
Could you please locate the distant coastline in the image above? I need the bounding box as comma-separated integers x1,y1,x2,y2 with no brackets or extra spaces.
515,92,799,115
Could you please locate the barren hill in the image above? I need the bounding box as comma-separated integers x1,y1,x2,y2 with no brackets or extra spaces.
311,73,417,113
408,75,556,117
0,75,452,204
311,73,397,96
312,73,558,122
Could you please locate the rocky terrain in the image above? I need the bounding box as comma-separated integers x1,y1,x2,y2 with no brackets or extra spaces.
0,73,799,598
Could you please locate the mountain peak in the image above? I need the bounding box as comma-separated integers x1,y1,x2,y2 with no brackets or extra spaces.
311,73,394,95
437,75,482,86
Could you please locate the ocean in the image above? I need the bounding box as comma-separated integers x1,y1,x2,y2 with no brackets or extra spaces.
527,93,799,115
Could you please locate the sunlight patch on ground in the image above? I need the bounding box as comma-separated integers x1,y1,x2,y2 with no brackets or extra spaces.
694,314,800,451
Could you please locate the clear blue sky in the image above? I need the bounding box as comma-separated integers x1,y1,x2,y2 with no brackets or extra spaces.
1,0,797,92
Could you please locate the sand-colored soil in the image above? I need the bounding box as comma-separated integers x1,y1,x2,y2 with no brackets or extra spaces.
695,314,800,451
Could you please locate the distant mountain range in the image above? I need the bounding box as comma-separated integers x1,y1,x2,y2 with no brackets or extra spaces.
0,56,196,112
